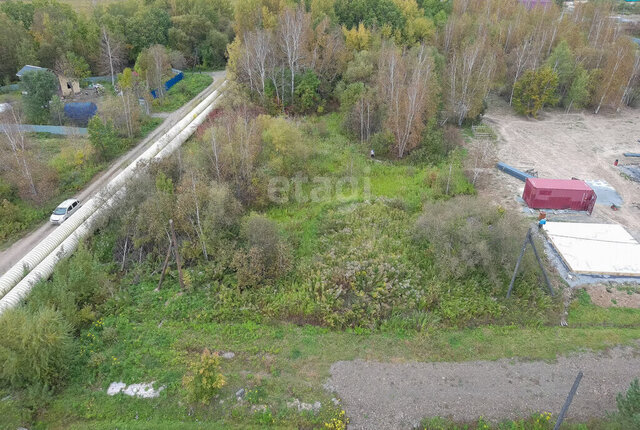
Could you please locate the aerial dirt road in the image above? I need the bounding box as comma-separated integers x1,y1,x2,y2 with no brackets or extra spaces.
0,71,226,276
328,345,640,429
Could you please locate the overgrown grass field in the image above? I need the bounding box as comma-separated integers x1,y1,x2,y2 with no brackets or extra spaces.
1,111,639,429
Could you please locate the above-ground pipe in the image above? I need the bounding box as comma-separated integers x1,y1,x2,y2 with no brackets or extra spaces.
496,162,534,182
0,80,227,305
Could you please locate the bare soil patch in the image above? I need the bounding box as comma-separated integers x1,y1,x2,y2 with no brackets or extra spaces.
585,284,640,309
477,98,640,238
327,346,640,429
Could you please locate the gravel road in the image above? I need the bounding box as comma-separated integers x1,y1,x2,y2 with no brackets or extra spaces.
326,346,640,429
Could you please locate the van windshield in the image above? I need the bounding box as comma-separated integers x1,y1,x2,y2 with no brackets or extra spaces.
53,207,66,215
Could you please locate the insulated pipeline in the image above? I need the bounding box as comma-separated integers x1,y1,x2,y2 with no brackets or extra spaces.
0,80,227,311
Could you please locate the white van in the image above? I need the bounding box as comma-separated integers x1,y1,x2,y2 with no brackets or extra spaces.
50,199,80,225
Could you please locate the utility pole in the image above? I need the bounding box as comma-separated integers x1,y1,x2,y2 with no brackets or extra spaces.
156,219,185,290
507,228,554,298
553,371,583,430
156,240,173,290
169,219,185,290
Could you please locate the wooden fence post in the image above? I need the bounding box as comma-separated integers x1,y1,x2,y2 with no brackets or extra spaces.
169,219,185,290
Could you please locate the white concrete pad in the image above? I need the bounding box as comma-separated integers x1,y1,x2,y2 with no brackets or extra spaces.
544,222,640,276
107,381,165,398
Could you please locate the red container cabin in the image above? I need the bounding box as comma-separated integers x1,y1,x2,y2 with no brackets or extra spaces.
522,178,597,214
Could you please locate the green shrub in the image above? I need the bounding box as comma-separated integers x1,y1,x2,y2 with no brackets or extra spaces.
0,178,15,201
413,196,529,282
294,70,322,114
0,199,49,243
88,116,121,161
512,66,559,118
272,202,422,329
27,244,111,330
0,307,73,388
20,70,58,124
0,199,25,241
617,378,640,427
183,348,226,404
412,120,462,164
260,115,311,176
233,214,291,288
370,130,394,157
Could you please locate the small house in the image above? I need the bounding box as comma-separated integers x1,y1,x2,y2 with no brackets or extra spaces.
16,64,81,97
16,64,49,79
57,74,81,97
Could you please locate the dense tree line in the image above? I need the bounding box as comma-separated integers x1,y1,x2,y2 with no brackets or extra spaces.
230,0,640,157
0,0,233,85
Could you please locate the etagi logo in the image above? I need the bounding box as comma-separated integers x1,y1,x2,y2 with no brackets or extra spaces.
267,174,372,204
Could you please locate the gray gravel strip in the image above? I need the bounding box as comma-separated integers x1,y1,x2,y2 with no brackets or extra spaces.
326,346,640,429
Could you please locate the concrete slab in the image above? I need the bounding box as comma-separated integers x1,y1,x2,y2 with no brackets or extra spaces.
585,179,623,206
543,222,640,276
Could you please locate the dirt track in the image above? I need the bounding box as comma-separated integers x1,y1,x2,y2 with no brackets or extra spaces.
327,346,640,429
481,100,640,237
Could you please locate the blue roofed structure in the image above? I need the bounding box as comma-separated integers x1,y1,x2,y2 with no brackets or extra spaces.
16,65,49,78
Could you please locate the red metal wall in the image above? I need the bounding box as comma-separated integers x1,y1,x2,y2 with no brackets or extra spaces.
523,178,596,213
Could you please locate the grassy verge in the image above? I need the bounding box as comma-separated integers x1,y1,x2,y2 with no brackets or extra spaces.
2,279,638,429
151,73,213,113
569,288,640,328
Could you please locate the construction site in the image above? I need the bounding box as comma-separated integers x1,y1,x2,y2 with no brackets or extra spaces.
479,97,640,296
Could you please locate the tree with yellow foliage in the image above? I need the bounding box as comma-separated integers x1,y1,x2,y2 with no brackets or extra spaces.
343,23,371,51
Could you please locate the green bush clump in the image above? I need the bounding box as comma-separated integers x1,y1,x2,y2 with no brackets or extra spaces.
233,214,291,289
512,66,559,118
267,202,421,328
617,378,640,427
0,307,73,388
88,116,121,161
413,196,529,282
260,198,555,329
26,244,112,330
411,121,463,164
183,348,226,404
0,178,15,201
370,130,394,157
0,199,48,242
294,70,322,114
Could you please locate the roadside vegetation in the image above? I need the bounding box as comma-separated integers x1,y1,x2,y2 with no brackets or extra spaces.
151,73,213,113
1,0,640,428
0,111,161,247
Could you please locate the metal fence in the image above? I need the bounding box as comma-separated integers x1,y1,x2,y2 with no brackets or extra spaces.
0,84,19,93
0,124,87,135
